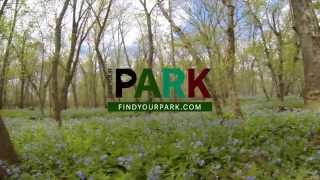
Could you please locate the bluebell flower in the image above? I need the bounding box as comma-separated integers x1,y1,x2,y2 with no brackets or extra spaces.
83,157,92,166
100,155,108,162
193,141,203,148
246,176,256,180
117,156,133,170
275,158,282,166
147,165,162,180
76,170,86,180
197,159,205,167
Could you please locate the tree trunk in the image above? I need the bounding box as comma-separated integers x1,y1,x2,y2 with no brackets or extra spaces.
80,65,90,107
275,34,285,111
99,65,107,107
0,116,19,164
0,166,7,179
169,0,177,101
211,87,224,118
223,0,243,118
51,0,70,127
0,0,9,19
60,0,91,110
0,0,19,109
106,68,113,103
18,32,27,109
19,79,26,109
93,0,114,104
290,0,320,111
0,1,20,176
257,65,270,101
71,79,79,108
139,0,155,102
119,22,140,102
61,0,78,110
146,13,154,102
38,35,47,115
93,59,98,107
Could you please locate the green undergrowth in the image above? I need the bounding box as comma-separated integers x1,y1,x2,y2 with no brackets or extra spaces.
2,97,320,179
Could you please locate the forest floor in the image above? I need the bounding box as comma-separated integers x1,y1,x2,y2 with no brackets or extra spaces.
1,97,320,179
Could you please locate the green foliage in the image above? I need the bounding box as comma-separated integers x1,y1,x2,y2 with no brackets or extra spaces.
314,2,320,10
2,97,320,179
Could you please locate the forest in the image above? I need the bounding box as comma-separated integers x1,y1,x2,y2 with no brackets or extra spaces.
0,0,320,179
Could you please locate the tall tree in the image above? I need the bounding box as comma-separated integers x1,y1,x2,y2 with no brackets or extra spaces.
139,0,157,101
17,31,28,109
0,0,19,109
51,0,71,126
222,0,243,118
245,0,291,110
158,0,224,118
90,0,114,103
61,0,93,109
0,0,19,177
290,0,320,110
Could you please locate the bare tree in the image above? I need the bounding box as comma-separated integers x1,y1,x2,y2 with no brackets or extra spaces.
0,0,9,19
90,0,114,103
245,1,288,110
61,0,93,109
222,0,243,118
51,0,71,126
118,18,132,68
0,0,19,109
139,0,158,101
158,0,224,118
16,31,28,108
265,2,288,111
